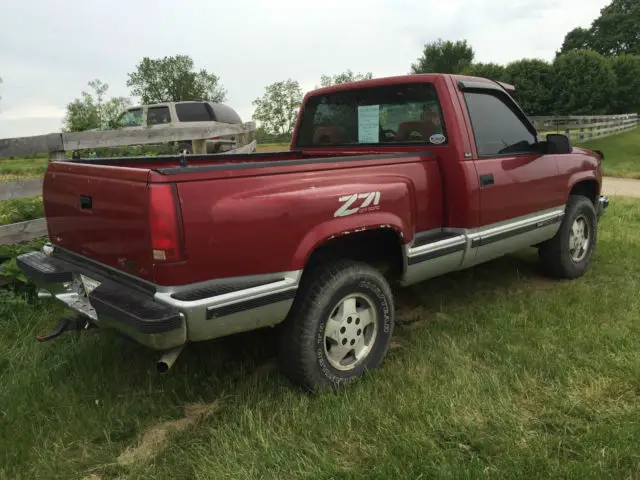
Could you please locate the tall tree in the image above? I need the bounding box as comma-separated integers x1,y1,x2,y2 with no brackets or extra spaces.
252,80,303,137
63,79,131,132
608,54,640,113
591,0,640,55
411,39,474,74
64,92,100,132
462,63,509,82
560,0,640,56
87,79,108,128
319,70,373,87
552,50,616,115
559,27,593,53
505,59,555,116
127,55,226,104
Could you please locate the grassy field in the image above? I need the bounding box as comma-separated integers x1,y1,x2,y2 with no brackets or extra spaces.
0,197,44,226
0,157,48,182
580,128,640,179
0,197,638,479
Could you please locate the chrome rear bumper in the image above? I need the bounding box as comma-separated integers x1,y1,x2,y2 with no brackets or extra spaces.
16,248,300,350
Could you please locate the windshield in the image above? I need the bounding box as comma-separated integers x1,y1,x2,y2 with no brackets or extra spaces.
116,108,143,127
296,83,446,147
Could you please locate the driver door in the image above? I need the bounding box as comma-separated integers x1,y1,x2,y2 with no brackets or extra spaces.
462,89,566,226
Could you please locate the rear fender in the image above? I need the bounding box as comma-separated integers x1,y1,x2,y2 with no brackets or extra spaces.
292,212,409,269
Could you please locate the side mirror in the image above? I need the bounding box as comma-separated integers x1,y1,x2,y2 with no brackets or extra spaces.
545,133,572,154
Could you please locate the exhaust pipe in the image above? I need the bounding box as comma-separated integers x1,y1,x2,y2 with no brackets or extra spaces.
157,345,185,374
37,290,52,299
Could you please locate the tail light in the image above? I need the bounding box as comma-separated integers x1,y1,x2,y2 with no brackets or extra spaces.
149,184,184,262
210,136,220,140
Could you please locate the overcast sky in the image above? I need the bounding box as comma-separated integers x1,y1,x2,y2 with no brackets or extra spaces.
0,0,608,139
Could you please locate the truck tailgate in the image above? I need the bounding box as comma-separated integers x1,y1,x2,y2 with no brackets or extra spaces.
43,162,155,281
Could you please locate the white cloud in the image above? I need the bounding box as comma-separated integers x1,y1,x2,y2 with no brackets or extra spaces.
0,0,609,139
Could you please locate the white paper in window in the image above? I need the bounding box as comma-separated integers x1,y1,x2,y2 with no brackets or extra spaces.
358,105,380,143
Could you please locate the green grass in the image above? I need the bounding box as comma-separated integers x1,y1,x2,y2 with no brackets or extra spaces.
0,197,638,479
0,158,48,182
579,128,640,179
0,197,44,226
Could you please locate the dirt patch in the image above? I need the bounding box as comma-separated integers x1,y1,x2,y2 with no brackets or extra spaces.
117,402,220,467
602,177,640,198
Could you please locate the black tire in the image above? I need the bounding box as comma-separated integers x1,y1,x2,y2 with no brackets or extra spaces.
278,260,395,391
539,195,598,279
177,142,192,155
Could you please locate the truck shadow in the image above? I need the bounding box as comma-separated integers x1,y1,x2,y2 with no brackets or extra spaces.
59,248,552,393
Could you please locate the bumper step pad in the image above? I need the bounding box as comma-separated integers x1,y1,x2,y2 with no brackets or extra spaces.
16,251,72,284
89,283,182,334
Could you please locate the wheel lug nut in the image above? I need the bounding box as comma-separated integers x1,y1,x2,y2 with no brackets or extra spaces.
355,318,360,325
340,327,346,334
347,317,352,324
350,339,355,346
342,339,347,345
357,329,362,335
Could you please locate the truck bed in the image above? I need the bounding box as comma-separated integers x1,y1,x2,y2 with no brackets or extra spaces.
45,149,439,285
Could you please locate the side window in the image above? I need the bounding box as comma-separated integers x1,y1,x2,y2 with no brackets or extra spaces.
464,92,536,156
116,108,143,127
175,103,212,122
147,106,171,126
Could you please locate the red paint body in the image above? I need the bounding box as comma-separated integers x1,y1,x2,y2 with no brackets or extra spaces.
42,74,602,286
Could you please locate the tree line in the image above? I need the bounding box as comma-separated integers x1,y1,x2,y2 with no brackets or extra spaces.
6,0,633,140
411,0,639,117
257,0,639,140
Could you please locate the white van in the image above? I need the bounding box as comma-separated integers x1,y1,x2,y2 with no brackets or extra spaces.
114,101,243,153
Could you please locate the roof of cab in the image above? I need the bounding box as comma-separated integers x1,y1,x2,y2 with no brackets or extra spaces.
305,73,515,97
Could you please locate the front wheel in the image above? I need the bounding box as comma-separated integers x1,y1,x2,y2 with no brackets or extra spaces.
539,195,598,279
278,260,395,391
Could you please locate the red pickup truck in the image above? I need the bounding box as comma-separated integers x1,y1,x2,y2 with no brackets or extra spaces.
18,74,608,391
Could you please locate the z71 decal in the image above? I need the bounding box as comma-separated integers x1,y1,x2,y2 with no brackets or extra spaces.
334,191,381,217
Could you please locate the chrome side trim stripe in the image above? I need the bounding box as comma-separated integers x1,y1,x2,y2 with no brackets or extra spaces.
406,206,566,265
407,235,467,265
468,208,564,248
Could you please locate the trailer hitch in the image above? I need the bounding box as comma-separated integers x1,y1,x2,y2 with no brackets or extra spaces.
36,315,95,342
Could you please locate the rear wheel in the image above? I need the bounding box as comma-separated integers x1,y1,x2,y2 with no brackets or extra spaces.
539,195,598,279
278,260,395,391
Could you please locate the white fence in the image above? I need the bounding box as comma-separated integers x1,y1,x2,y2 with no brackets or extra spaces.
0,122,256,246
1,113,638,247
529,113,637,142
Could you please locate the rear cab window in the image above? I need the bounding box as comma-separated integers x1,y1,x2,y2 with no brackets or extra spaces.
463,90,537,156
296,83,447,147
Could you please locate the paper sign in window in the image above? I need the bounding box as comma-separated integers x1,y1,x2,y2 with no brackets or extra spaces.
358,105,380,143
